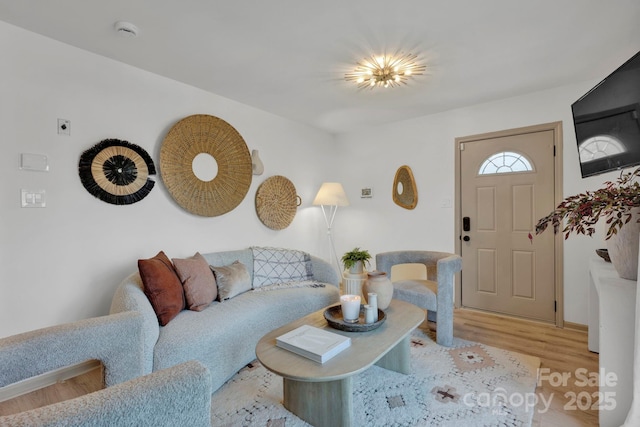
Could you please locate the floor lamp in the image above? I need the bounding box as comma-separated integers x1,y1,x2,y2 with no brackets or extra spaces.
313,182,350,275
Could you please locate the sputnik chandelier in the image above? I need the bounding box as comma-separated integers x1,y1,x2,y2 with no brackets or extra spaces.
345,52,426,89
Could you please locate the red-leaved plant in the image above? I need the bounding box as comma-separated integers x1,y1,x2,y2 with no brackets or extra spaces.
535,167,640,240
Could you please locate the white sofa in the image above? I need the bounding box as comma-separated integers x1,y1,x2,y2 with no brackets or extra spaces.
110,247,340,394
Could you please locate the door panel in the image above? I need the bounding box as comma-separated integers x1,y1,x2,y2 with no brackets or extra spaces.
460,129,556,322
512,251,534,298
477,249,497,294
477,187,496,230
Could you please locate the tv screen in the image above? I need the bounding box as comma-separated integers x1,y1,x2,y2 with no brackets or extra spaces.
572,50,640,178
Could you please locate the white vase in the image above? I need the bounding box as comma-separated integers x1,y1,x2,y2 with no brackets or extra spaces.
348,261,364,275
606,209,640,280
342,270,366,297
251,150,264,175
363,271,393,310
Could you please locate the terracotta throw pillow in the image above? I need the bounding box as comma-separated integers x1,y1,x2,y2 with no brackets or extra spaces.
173,252,217,311
138,251,185,325
210,261,251,301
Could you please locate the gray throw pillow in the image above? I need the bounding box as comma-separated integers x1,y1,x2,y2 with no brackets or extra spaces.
210,261,251,301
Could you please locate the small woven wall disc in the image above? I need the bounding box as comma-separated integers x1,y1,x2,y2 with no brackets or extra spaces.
78,139,156,205
256,175,300,230
160,114,252,217
393,165,418,210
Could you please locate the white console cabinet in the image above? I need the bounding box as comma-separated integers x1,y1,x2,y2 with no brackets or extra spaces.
588,258,637,427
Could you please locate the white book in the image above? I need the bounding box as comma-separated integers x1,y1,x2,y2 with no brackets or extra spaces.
276,325,351,363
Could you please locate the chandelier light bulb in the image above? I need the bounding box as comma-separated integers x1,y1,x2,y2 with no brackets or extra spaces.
345,52,426,89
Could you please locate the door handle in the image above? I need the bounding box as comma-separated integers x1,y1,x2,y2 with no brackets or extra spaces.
463,217,470,232
463,235,470,242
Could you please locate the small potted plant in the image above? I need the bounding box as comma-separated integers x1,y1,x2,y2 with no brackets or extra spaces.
341,247,372,274
535,166,640,279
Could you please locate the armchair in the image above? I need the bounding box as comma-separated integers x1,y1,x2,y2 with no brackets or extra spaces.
0,361,212,427
376,251,462,347
0,312,212,426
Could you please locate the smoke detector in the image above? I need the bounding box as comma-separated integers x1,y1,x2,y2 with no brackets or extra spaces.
114,21,139,38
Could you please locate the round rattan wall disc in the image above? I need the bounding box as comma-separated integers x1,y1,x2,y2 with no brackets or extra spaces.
160,114,252,217
78,139,156,205
256,175,300,230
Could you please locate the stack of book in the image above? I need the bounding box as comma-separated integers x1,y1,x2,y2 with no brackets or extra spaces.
276,324,351,363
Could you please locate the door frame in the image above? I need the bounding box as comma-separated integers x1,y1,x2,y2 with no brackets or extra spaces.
454,122,564,327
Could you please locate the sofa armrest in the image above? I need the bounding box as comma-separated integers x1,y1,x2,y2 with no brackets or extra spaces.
309,255,339,287
0,311,144,388
110,272,159,374
0,361,212,427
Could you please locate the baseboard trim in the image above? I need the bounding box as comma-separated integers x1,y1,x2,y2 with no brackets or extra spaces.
563,321,588,332
0,359,101,402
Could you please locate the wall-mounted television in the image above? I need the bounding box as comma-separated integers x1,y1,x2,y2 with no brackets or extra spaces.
572,50,640,178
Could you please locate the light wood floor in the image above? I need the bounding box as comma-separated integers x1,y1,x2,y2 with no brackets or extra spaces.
1,308,600,426
452,308,599,426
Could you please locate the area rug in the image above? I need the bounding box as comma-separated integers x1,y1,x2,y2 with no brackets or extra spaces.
210,328,540,427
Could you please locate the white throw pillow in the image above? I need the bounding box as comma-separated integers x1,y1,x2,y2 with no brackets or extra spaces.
251,247,312,288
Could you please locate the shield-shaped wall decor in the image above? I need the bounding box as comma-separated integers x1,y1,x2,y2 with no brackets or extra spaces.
393,165,418,210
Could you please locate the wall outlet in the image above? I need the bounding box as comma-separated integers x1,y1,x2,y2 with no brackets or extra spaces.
361,188,373,198
58,119,70,135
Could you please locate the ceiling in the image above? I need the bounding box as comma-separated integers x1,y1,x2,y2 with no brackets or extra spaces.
1,1,639,134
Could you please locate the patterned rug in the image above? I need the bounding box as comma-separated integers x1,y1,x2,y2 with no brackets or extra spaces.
210,328,540,427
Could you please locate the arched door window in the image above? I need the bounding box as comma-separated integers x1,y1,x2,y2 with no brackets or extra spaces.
578,135,625,163
479,151,533,175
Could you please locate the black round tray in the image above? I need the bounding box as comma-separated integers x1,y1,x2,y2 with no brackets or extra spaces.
323,304,386,332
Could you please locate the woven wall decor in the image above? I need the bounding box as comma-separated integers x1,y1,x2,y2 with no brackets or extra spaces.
393,165,418,210
160,114,252,217
255,175,301,230
78,139,156,205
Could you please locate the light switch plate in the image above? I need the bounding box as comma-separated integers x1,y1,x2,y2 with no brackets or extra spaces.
21,189,46,208
20,153,49,172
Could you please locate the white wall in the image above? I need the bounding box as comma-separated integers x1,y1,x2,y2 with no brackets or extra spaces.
334,83,622,325
1,20,621,336
0,22,340,338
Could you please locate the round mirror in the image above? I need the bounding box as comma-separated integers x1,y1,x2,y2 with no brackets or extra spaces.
192,153,218,182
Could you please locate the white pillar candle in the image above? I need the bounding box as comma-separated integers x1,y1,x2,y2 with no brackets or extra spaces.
340,294,361,323
364,305,375,324
368,293,379,322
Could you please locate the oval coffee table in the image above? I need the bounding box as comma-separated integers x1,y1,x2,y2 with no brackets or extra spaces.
256,299,425,427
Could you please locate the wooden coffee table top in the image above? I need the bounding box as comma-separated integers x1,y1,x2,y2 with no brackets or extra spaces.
255,299,425,382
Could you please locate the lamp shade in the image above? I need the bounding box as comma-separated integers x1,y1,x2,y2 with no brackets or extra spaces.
312,182,349,206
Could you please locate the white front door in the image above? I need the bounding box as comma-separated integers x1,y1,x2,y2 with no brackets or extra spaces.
457,123,561,323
